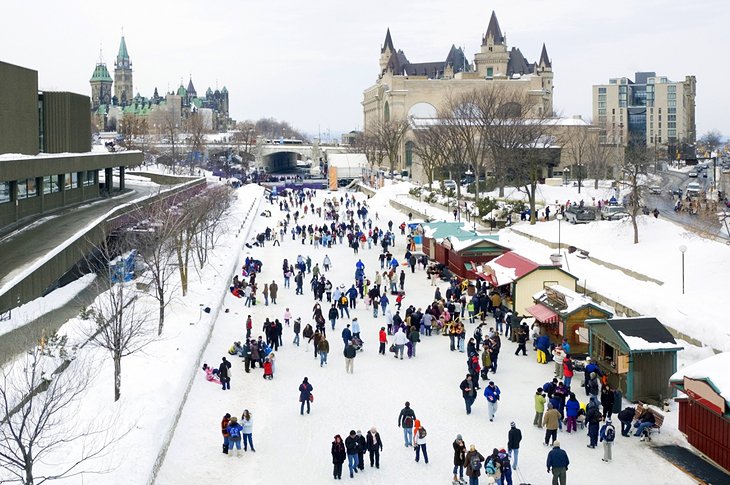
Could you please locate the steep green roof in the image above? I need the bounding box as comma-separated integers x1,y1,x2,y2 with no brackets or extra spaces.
222,86,228,93
176,84,187,96
117,36,129,61
90,63,113,82
192,98,203,108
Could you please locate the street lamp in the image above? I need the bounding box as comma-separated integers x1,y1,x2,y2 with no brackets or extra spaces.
679,245,687,294
556,213,563,252
564,167,570,186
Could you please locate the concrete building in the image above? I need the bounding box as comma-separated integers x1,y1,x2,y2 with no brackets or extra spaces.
592,72,696,158
362,11,554,174
0,60,141,232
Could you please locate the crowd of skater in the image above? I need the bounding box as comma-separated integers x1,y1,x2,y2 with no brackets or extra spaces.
201,187,663,485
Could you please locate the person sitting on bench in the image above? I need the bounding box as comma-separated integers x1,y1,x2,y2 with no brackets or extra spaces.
633,409,656,438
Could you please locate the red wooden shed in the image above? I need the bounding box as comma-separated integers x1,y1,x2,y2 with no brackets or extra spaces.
670,352,730,473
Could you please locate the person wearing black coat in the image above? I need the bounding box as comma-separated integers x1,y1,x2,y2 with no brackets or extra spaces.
366,427,383,468
331,435,346,479
617,406,635,437
507,422,523,470
600,384,615,419
452,435,466,483
344,430,360,478
218,357,231,390
460,374,477,415
355,430,367,471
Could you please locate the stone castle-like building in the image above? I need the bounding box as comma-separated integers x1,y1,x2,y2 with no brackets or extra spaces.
363,11,555,168
90,36,231,132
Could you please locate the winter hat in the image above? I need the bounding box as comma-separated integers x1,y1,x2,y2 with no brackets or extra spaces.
510,422,516,428
370,427,377,433
356,430,362,436
456,434,463,440
349,430,356,436
537,387,544,393
224,413,231,419
553,440,561,448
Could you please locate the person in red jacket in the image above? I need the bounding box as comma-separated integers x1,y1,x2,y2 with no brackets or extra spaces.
379,327,388,355
562,356,575,389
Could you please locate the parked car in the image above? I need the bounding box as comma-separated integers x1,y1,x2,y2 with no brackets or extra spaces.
688,171,698,178
442,179,457,191
564,206,596,224
600,204,630,221
648,185,662,195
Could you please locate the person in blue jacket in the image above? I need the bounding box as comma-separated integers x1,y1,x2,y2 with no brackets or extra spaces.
299,377,313,415
226,416,244,457
564,393,581,433
546,441,569,485
536,335,550,364
484,381,501,422
341,324,352,347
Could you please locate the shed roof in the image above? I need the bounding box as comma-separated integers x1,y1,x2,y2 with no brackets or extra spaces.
534,284,613,318
670,352,730,412
586,317,682,353
421,221,501,244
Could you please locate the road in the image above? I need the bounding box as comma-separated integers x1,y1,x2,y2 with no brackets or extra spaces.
644,163,728,239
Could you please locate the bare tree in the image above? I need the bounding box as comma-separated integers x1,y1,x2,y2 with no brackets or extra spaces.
620,137,652,244
370,119,409,174
0,346,122,484
411,124,449,187
185,112,208,175
159,110,181,174
586,122,618,189
699,129,723,154
85,236,155,401
126,202,182,336
355,130,386,171
559,122,592,193
193,186,233,270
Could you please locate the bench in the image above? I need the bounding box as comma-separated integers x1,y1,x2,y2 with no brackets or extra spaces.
634,405,664,441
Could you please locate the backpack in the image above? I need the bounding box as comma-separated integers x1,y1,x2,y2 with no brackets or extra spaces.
605,425,616,442
485,459,496,475
403,415,414,427
469,454,482,472
418,427,427,439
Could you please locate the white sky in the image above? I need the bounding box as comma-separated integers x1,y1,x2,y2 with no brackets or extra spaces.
2,0,727,139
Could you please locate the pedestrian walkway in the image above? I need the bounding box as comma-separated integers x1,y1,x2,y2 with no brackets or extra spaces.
654,445,730,484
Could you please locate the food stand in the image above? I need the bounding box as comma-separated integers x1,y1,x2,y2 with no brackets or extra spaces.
586,316,682,404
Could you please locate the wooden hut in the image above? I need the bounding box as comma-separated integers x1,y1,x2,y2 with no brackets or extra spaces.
670,352,730,474
586,317,682,404
527,284,612,353
420,222,507,278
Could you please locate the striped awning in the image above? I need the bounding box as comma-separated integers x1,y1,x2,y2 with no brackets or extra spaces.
526,303,560,324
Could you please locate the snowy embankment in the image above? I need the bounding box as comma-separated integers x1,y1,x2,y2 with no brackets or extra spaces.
7,183,265,485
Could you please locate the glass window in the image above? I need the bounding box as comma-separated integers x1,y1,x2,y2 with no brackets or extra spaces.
668,100,676,108
84,171,96,186
668,85,676,93
17,178,38,199
487,67,493,77
43,175,60,194
0,182,10,204
598,87,606,94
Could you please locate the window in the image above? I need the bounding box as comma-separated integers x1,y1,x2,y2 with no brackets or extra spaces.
64,173,78,190
668,107,676,114
0,182,10,204
668,129,677,137
668,114,676,121
598,87,606,94
668,100,676,108
667,84,675,92
668,122,676,129
17,178,38,199
43,175,60,194
383,102,390,122
598,102,606,109
668,93,676,101
405,141,414,167
487,67,493,77
84,171,96,186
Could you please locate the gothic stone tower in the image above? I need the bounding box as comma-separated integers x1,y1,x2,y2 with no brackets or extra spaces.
89,62,113,110
474,11,510,78
114,36,133,106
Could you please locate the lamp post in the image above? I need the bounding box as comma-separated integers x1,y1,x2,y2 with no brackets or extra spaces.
679,245,687,294
564,167,570,186
556,213,563,252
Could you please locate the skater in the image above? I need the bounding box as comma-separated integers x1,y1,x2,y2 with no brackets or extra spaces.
460,374,477,415
226,416,243,457
586,397,601,448
543,403,561,446
241,409,255,452
318,335,329,367
464,445,485,485
393,327,407,359
331,434,346,480
546,441,569,485
600,417,616,462
270,280,278,304
355,430,367,471
366,427,383,468
484,381,501,422
293,318,301,346
379,327,388,355
299,377,313,415
452,434,466,484
219,357,231,390
345,430,360,478
221,413,231,454
398,401,417,447
344,340,357,374
507,422,522,470
414,422,429,463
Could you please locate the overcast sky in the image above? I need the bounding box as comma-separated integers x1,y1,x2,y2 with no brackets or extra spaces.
2,0,727,139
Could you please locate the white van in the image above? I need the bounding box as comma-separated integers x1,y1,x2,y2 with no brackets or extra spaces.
686,182,701,198
600,205,629,221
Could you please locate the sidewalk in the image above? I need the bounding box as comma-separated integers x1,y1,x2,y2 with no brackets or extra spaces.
654,445,730,484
